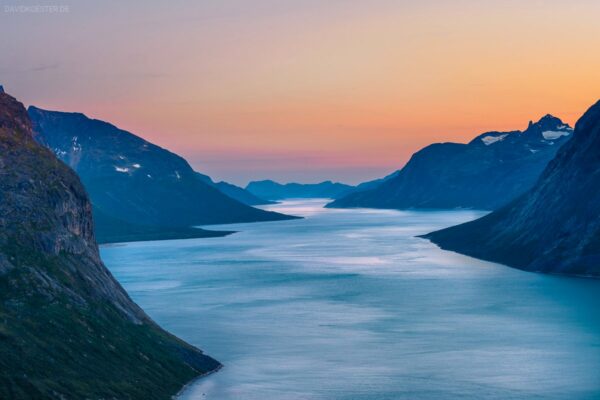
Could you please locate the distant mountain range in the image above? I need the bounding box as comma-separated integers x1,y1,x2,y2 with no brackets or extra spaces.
246,180,355,200
29,107,296,243
423,100,600,277
328,115,573,210
0,89,220,399
196,172,274,206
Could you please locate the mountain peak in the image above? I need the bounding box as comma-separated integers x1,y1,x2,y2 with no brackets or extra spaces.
539,113,559,121
0,90,34,139
528,113,569,132
28,105,88,120
0,85,4,94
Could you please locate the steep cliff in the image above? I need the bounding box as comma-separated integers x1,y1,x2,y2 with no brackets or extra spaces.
0,91,220,398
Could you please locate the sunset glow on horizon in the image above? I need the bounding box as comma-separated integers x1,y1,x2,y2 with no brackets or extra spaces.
3,0,600,185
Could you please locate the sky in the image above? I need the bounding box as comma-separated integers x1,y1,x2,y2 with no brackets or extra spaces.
2,0,600,185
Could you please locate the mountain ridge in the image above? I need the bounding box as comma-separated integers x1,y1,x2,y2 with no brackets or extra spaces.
29,106,297,243
246,179,355,200
423,100,600,277
196,172,274,206
328,114,573,211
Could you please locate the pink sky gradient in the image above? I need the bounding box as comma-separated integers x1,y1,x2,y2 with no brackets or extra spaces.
2,0,600,184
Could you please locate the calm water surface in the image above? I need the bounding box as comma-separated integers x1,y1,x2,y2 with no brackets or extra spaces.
101,200,600,399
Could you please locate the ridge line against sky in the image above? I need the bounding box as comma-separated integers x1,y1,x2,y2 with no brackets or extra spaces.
2,0,599,185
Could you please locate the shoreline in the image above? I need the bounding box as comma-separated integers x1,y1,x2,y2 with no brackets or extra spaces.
420,236,600,280
173,364,224,399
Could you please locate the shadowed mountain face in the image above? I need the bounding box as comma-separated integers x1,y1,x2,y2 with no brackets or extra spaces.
196,172,274,206
28,107,296,242
246,180,354,200
424,101,600,277
328,115,573,211
0,91,220,399
351,170,400,193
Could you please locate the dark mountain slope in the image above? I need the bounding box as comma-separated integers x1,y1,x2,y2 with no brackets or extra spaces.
92,206,233,244
0,90,220,399
423,100,600,277
196,172,274,206
28,107,295,236
215,181,275,205
351,169,400,193
328,115,572,210
246,180,354,200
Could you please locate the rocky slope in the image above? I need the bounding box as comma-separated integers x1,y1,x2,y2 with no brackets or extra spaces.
328,115,573,210
0,90,220,398
246,180,354,200
29,107,295,242
196,172,274,205
423,100,600,276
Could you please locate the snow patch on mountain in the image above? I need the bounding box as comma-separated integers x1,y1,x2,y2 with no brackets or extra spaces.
542,130,571,140
71,136,81,151
481,134,509,145
557,125,573,131
54,148,67,157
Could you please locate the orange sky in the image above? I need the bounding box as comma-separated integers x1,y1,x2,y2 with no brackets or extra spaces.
2,0,600,184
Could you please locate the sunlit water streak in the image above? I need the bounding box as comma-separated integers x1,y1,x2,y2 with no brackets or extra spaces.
101,199,600,399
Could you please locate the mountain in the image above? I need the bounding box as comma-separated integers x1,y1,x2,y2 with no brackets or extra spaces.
92,206,233,244
29,107,296,243
328,115,573,210
0,89,220,399
195,173,274,206
246,180,355,200
423,100,600,277
215,181,275,205
352,169,401,192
